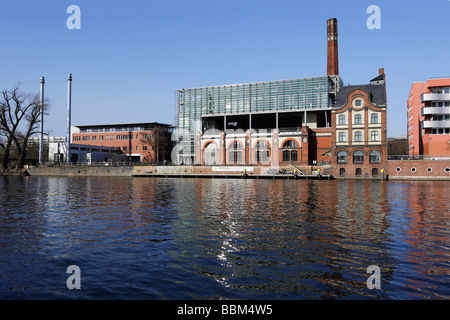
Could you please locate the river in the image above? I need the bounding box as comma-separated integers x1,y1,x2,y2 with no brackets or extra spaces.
0,176,448,299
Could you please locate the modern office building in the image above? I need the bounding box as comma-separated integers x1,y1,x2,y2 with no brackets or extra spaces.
407,77,450,157
174,18,343,166
331,69,387,178
71,122,173,163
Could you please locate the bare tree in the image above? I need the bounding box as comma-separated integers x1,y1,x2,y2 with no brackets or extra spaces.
141,126,170,164
0,84,48,169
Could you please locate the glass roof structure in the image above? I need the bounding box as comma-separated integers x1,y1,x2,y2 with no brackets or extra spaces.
174,75,343,163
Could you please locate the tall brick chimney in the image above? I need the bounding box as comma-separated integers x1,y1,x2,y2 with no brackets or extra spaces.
327,18,339,76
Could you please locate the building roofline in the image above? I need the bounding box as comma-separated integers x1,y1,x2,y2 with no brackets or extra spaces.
73,122,172,128
176,75,342,91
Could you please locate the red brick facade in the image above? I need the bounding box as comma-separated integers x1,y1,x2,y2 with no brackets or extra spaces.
388,160,450,179
71,123,172,164
330,71,388,179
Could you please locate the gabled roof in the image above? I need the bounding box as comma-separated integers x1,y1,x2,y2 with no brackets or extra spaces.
370,74,384,82
333,82,386,109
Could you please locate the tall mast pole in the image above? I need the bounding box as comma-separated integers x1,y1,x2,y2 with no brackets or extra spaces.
39,76,45,165
67,74,72,164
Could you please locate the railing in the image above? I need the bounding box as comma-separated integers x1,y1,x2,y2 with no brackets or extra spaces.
290,164,306,175
278,127,302,133
422,120,450,128
421,92,450,103
41,161,171,167
388,155,450,161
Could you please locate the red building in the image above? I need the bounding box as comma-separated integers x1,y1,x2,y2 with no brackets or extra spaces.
330,69,388,178
407,78,450,157
71,122,172,163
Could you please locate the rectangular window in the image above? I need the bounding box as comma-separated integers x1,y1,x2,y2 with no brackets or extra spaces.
371,131,379,142
143,146,147,151
354,114,362,125
283,150,290,161
371,113,378,124
338,115,345,125
338,132,346,142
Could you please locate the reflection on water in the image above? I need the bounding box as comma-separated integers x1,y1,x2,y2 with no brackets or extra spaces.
0,176,448,299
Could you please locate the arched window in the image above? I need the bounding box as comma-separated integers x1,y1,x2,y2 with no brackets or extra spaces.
340,168,346,177
282,140,298,163
283,140,298,148
255,140,270,163
353,150,364,164
354,131,362,142
372,168,378,177
354,114,362,124
369,150,381,163
371,131,379,142
338,115,346,125
356,168,362,177
337,151,348,164
371,113,378,124
228,141,243,164
204,143,217,165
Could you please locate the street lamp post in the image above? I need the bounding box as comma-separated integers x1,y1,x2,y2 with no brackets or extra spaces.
39,76,45,165
67,74,72,164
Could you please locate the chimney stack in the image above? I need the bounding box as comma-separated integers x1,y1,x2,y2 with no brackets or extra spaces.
327,18,339,76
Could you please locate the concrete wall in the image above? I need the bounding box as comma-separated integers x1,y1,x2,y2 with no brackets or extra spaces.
28,165,134,177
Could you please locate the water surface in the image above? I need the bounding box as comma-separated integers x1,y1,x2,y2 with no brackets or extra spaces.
0,176,448,299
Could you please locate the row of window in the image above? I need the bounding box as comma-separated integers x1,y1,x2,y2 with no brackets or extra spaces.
117,145,151,152
429,115,450,121
338,131,379,142
431,128,450,134
225,140,298,151
337,150,381,164
338,113,379,125
227,149,297,163
430,87,450,94
339,168,380,177
431,101,450,108
73,133,157,143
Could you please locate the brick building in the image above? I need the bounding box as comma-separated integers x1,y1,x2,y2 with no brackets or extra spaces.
407,77,450,156
330,69,388,178
71,122,172,164
175,18,342,167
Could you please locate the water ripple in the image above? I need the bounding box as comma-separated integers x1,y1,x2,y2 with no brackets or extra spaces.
0,176,449,299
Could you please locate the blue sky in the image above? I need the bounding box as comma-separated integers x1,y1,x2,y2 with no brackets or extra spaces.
1,0,449,137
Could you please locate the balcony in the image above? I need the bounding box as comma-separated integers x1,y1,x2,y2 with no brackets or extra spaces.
422,120,450,129
421,93,450,102
422,106,450,115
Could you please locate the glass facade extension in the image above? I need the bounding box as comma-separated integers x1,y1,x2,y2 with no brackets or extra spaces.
174,76,342,163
